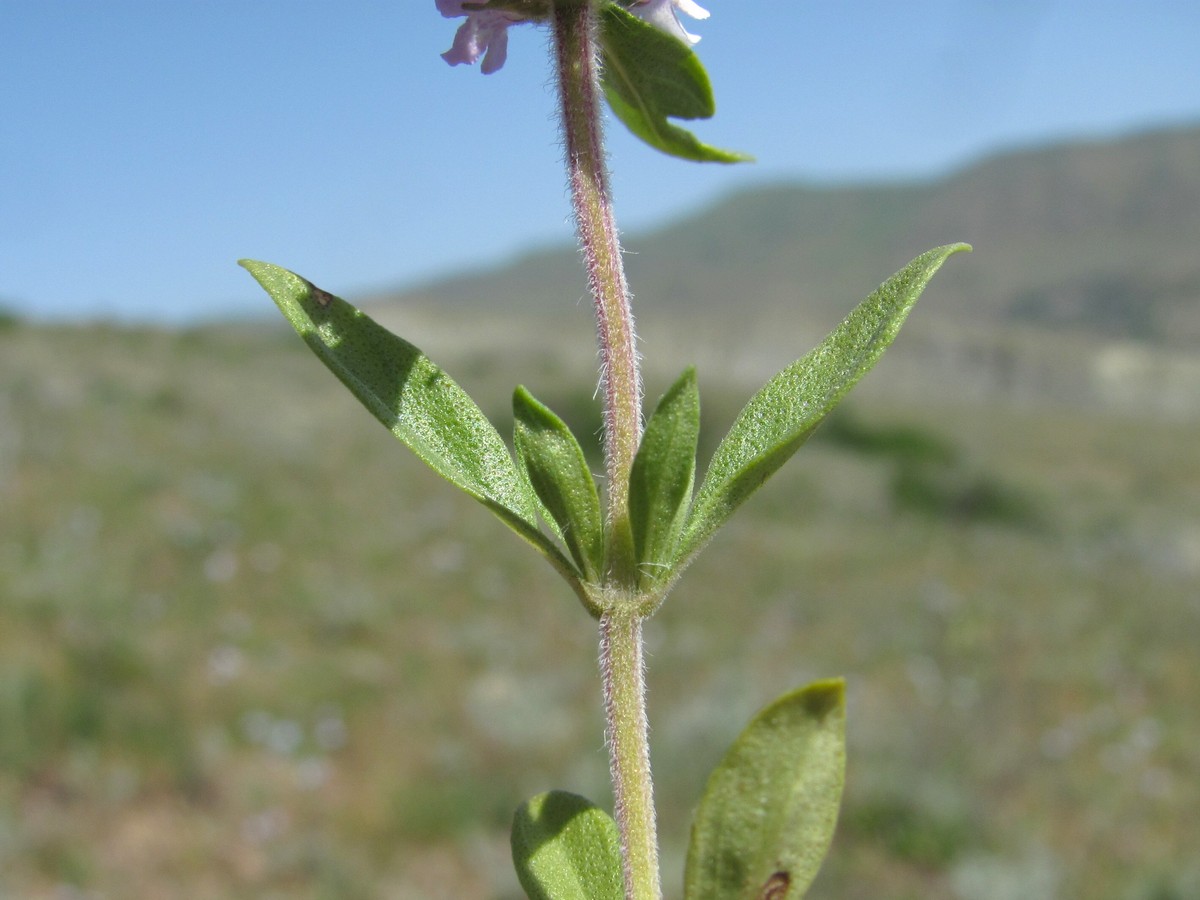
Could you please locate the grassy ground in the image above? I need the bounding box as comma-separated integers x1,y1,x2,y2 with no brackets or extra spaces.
1,319,1197,898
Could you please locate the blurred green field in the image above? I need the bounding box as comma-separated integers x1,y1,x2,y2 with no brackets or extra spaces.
1,318,1197,898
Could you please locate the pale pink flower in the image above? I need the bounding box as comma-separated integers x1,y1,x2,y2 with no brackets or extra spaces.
436,0,712,75
629,0,710,45
436,1,531,74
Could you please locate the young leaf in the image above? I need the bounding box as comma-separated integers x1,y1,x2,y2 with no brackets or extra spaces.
513,386,605,583
684,680,846,900
512,791,624,900
628,367,699,585
599,4,750,163
678,243,971,566
240,260,588,602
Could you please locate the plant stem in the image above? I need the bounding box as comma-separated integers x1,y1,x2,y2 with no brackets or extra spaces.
552,0,642,573
600,609,661,900
553,4,659,899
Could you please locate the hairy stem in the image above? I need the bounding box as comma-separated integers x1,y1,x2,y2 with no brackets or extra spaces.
552,0,642,581
553,4,659,898
600,609,661,900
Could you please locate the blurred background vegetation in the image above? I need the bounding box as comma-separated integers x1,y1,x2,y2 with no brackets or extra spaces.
2,126,1199,898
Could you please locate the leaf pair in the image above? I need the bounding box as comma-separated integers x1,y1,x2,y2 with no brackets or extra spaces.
511,680,846,900
511,234,970,596
243,243,970,606
611,243,973,593
512,371,702,593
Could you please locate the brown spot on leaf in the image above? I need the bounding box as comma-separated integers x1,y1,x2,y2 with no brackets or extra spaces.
759,870,790,900
304,280,334,309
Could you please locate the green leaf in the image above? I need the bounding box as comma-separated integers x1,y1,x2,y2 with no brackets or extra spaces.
240,260,586,598
512,791,624,900
513,386,605,583
678,243,971,566
684,680,847,900
628,367,699,585
599,5,750,163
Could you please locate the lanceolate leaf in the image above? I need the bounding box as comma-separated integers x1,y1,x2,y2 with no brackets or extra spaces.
628,367,699,585
513,386,605,583
684,680,847,900
512,791,624,900
240,260,584,597
599,5,749,163
678,244,971,566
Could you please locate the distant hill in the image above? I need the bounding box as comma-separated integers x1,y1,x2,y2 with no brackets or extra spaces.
383,123,1200,349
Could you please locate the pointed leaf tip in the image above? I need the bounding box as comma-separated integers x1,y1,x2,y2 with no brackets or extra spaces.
678,243,969,568
513,386,606,583
241,259,589,602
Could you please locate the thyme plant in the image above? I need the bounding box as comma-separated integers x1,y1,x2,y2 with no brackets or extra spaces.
242,2,969,897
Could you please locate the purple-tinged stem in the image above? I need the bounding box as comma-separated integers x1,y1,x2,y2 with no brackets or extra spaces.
552,0,642,579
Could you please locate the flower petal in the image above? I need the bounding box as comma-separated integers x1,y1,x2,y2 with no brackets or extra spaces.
675,0,710,21
438,8,522,72
480,24,510,74
631,0,710,45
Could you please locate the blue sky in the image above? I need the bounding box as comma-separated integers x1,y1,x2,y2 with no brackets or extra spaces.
3,1,1199,323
